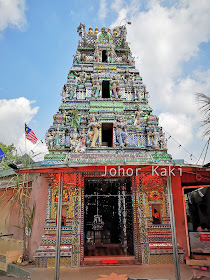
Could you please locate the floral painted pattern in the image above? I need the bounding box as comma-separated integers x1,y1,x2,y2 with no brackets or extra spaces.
97,272,128,280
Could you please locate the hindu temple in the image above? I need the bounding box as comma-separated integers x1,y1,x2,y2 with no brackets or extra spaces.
33,23,186,268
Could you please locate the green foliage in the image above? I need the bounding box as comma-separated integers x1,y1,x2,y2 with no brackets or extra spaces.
0,142,21,170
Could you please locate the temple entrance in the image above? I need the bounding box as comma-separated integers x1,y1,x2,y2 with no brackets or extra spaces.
102,123,113,147
84,177,134,257
102,80,110,98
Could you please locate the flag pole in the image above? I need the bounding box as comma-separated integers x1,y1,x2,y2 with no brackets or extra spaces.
25,123,27,166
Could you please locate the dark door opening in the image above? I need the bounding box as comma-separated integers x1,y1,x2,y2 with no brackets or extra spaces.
102,123,113,147
102,50,107,62
84,177,134,257
102,80,110,98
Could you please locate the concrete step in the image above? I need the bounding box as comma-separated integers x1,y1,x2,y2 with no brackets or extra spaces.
186,255,210,266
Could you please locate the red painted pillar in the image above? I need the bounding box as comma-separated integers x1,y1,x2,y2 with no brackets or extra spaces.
171,174,188,256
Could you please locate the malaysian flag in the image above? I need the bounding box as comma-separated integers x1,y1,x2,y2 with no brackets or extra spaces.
25,124,38,144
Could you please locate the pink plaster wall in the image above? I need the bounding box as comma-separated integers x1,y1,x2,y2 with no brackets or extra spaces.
28,175,48,259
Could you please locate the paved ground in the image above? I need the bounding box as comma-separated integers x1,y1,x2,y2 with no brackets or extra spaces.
26,264,194,280
0,270,27,280
1,264,210,280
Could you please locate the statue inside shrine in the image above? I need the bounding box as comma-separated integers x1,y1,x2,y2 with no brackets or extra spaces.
88,114,101,147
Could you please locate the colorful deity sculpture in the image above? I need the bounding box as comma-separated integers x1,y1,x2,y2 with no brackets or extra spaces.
73,50,81,64
134,110,147,127
75,130,86,153
114,117,128,148
68,86,75,99
70,127,80,152
94,46,100,62
88,114,101,147
159,128,167,149
92,80,101,98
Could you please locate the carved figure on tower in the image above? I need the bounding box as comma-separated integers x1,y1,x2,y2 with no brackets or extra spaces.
114,117,128,148
88,114,101,147
70,127,80,152
94,46,100,62
159,128,167,149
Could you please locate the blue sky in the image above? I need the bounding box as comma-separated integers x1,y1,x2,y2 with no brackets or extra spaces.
0,0,210,163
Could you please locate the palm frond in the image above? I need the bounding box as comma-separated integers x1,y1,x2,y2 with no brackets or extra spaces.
196,92,210,137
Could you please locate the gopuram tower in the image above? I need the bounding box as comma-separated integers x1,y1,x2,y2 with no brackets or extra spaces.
35,24,184,268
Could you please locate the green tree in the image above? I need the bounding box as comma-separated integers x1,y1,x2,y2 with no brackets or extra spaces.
0,142,21,170
196,93,210,137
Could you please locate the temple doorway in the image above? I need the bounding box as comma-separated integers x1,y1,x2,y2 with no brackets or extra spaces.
102,50,107,62
84,177,134,257
102,123,113,147
102,80,110,98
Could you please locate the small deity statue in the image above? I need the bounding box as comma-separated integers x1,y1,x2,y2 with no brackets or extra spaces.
46,131,55,149
108,49,115,63
114,117,128,148
65,128,70,147
61,85,68,102
68,85,75,99
152,126,159,148
159,128,167,149
134,111,141,127
134,110,146,127
111,80,118,98
111,75,120,99
81,53,87,62
88,114,101,147
73,50,81,64
92,79,101,98
124,69,130,85
136,88,143,101
78,71,87,84
127,52,135,66
94,47,101,62
75,130,86,153
122,55,127,63
54,127,60,148
70,127,80,151
143,87,150,103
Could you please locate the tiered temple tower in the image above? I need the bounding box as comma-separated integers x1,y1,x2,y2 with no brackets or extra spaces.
34,24,185,268
43,23,171,164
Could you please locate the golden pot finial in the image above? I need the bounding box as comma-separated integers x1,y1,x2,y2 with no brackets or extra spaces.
88,26,93,34
94,27,99,34
113,27,117,36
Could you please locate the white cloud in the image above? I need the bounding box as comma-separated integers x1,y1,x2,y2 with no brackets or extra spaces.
0,97,47,161
110,0,210,162
0,0,26,32
159,112,194,158
111,0,123,12
98,0,108,21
